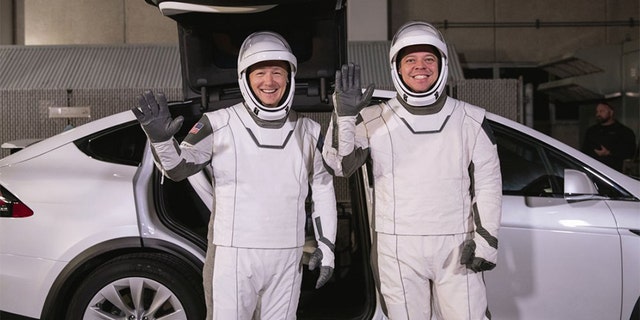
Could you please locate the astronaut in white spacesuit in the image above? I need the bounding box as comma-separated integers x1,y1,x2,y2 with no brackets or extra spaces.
322,21,502,319
133,31,337,320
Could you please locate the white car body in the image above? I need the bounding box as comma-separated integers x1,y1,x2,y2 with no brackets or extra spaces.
1,0,638,316
0,111,206,319
2,92,639,319
361,90,640,319
483,112,640,320
0,105,388,319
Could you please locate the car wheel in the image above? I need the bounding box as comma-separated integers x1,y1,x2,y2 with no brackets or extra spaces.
65,252,205,320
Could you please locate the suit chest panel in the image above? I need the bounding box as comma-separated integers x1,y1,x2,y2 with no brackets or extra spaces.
365,102,467,177
209,107,311,186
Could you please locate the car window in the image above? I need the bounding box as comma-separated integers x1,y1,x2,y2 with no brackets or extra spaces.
545,147,628,198
75,122,147,166
492,122,629,199
495,127,551,195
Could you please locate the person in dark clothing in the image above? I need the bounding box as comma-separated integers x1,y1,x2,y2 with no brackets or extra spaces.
582,101,637,172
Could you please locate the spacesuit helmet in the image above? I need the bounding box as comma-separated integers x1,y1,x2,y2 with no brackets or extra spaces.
389,21,449,106
238,31,297,120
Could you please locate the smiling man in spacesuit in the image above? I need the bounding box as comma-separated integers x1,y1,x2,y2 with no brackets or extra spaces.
322,21,502,319
132,31,337,320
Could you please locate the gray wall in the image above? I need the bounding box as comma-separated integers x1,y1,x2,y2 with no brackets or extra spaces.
18,0,178,45
391,0,639,64
9,0,638,65
348,0,388,40
0,0,14,44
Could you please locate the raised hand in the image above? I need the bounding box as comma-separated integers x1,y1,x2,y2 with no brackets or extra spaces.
333,63,375,117
132,90,184,143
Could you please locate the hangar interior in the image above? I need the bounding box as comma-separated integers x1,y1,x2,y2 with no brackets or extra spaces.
0,0,638,171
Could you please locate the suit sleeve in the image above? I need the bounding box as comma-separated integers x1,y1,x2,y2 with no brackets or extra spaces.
470,118,503,265
322,111,371,177
310,125,338,268
149,114,215,181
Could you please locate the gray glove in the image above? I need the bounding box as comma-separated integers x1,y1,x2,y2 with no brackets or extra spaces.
132,90,183,143
308,248,334,289
333,63,375,117
460,239,496,272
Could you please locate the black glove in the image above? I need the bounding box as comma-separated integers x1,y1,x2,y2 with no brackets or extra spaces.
132,90,184,143
460,239,496,272
333,63,375,117
308,248,334,289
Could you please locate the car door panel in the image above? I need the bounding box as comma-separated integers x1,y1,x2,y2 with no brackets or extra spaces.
487,122,625,319
487,196,621,320
607,200,640,320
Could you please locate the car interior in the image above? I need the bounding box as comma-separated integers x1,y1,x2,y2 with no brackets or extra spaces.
164,0,346,113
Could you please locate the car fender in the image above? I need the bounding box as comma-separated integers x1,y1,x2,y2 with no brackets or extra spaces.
40,237,203,320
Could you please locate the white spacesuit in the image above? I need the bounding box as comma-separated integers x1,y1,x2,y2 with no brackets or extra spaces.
322,21,502,320
133,31,337,320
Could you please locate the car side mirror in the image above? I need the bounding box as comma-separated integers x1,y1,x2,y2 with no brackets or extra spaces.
564,169,604,201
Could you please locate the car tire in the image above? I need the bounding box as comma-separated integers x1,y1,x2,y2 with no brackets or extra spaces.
65,252,205,320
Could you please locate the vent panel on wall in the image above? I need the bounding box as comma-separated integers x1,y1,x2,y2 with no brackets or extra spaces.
0,88,182,158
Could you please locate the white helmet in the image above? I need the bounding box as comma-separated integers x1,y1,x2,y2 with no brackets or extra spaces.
238,31,297,120
389,21,449,106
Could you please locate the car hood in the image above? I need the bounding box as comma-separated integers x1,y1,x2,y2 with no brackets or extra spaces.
145,0,347,112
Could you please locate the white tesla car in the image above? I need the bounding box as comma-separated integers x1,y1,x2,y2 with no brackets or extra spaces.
1,1,639,319
2,98,639,320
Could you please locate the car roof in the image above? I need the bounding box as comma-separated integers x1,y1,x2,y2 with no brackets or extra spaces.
0,111,136,167
145,0,347,112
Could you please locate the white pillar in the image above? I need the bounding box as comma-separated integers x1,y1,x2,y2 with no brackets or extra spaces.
347,0,387,41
